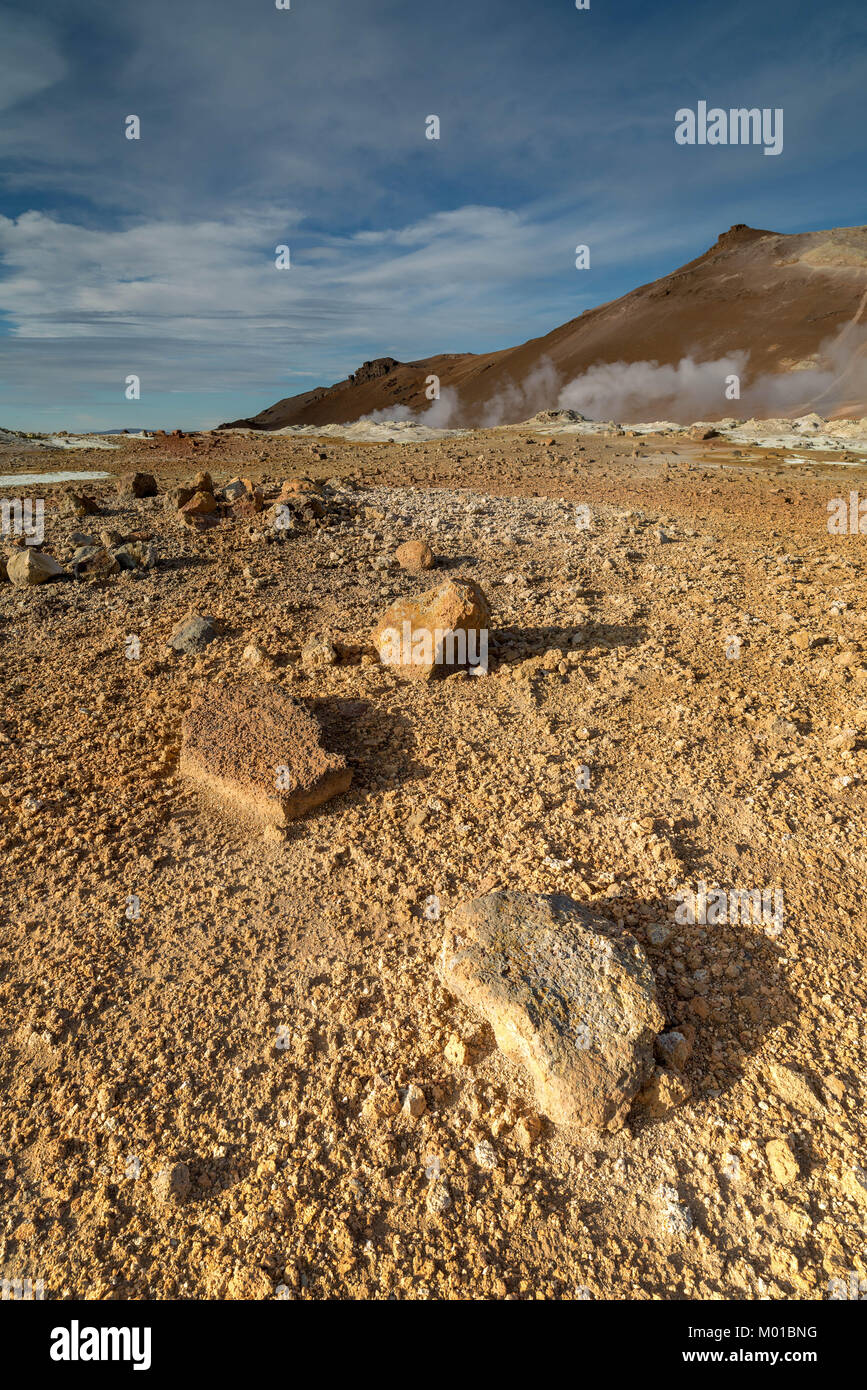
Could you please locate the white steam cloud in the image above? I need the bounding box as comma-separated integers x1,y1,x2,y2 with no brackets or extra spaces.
478,359,561,427
491,321,867,425
359,385,460,428
556,352,748,422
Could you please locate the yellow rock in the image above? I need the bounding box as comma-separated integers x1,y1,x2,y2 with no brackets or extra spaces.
766,1137,799,1185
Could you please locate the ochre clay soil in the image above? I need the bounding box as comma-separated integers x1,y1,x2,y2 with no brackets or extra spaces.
1,424,866,1300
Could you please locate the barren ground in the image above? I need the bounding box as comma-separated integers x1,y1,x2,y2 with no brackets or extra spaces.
1,425,866,1301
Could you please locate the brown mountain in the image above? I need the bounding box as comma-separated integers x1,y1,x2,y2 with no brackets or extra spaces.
220,223,867,429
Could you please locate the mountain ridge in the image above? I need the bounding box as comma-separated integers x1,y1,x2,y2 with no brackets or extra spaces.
219,223,867,429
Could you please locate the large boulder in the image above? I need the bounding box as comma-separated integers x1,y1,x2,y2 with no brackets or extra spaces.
6,549,64,587
437,891,663,1130
372,576,490,679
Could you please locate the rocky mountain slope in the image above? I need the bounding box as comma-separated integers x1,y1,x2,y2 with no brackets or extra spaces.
221,224,867,430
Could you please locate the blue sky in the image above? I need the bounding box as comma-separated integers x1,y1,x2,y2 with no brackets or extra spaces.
0,0,864,430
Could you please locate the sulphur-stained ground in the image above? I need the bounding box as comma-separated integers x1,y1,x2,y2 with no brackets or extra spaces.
1,423,866,1300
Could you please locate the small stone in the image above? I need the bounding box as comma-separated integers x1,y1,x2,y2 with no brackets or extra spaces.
513,1113,542,1150
226,1267,273,1300
222,476,258,503
362,1076,401,1122
224,478,264,516
168,614,221,654
278,476,320,497
395,539,434,572
839,1167,867,1206
113,541,156,570
658,1183,693,1233
766,1063,825,1116
426,1176,451,1215
164,487,195,511
96,1084,114,1112
301,635,338,671
402,1083,427,1119
766,1137,799,1186
823,1075,846,1103
61,489,102,517
117,471,158,499
72,545,120,578
242,642,270,667
654,1029,692,1070
444,1034,471,1068
636,1066,692,1118
647,923,671,947
180,489,218,517
152,1161,191,1205
474,1139,497,1169
276,485,325,522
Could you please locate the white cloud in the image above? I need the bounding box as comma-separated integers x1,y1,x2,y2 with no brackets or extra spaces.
0,204,593,348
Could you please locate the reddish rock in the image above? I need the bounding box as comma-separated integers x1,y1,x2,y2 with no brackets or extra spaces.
394,539,434,572
180,489,218,517
223,479,264,516
277,477,321,499
164,486,196,511
179,684,352,827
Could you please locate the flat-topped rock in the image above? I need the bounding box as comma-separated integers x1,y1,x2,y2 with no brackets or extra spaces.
179,684,352,826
